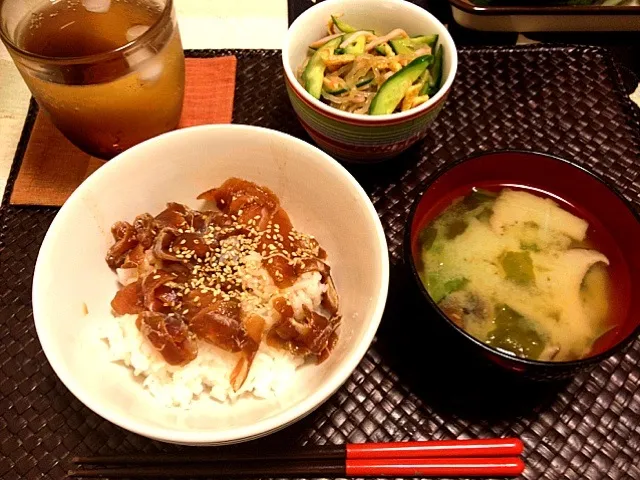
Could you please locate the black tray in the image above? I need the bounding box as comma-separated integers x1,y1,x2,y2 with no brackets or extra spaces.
1,45,639,479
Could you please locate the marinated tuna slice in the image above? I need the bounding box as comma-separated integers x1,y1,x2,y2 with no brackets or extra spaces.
137,311,198,365
106,221,138,268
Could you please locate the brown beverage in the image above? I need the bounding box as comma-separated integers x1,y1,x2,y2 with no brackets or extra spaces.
10,0,184,158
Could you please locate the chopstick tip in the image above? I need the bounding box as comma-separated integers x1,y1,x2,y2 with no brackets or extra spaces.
509,437,525,456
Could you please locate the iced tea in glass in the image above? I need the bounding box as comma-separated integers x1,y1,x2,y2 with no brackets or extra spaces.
0,0,185,159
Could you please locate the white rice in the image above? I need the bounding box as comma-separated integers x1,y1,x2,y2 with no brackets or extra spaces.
100,251,328,408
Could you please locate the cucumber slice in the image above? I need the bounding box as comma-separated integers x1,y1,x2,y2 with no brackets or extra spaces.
369,55,433,115
331,15,357,33
425,44,443,96
374,43,394,57
325,73,373,95
355,73,374,88
390,34,439,55
389,39,413,55
412,34,438,49
344,35,365,55
323,76,348,95
302,36,343,99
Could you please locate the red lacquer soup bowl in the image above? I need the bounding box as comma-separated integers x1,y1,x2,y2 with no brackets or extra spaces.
404,151,640,380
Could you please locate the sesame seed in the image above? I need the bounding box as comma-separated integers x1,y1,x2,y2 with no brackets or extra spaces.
152,274,161,280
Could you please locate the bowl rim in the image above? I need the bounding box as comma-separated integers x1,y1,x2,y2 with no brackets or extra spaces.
403,148,640,369
32,124,390,445
281,0,458,124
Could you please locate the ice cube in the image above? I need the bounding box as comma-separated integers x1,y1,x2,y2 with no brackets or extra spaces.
126,48,164,83
126,25,150,43
82,0,111,13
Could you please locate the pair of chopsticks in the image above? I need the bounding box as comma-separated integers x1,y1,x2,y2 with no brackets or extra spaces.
69,438,525,478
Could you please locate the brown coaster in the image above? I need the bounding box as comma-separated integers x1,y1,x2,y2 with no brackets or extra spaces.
10,55,237,207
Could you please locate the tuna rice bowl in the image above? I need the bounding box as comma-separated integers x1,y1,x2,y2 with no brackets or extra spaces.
100,178,341,407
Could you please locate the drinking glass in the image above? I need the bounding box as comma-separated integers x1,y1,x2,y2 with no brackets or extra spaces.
0,0,185,159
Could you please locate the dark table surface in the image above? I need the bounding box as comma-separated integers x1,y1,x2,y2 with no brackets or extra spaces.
2,6,639,479
288,0,640,79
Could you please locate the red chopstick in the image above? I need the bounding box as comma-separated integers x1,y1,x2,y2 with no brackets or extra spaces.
347,438,524,459
346,457,525,477
69,438,525,478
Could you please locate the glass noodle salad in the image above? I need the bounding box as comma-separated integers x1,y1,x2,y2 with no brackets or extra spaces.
297,14,444,115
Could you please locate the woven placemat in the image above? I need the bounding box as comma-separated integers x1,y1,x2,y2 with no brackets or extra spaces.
1,46,640,480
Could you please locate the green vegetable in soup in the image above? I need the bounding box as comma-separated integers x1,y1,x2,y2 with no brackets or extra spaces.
427,273,469,303
445,219,468,239
486,304,545,359
500,250,535,285
462,188,498,210
476,208,493,223
419,226,437,251
444,277,469,294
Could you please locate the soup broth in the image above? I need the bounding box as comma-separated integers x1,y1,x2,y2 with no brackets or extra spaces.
416,187,617,362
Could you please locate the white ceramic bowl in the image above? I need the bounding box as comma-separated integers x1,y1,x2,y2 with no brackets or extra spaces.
32,125,389,445
282,0,458,162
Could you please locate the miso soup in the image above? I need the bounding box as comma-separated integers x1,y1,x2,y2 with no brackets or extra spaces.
417,187,616,362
